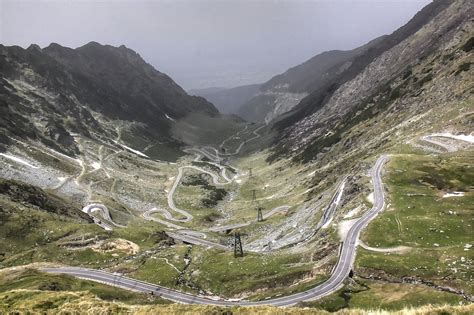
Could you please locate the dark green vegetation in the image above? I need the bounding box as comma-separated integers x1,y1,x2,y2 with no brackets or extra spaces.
455,62,471,75
359,152,473,296
171,112,244,146
120,126,184,162
0,42,218,160
0,178,95,265
182,174,227,208
191,161,221,174
0,178,173,270
0,178,90,221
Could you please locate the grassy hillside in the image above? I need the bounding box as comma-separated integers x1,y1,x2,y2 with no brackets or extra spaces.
357,151,473,297
1,268,472,315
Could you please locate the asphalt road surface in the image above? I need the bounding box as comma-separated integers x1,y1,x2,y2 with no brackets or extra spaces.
43,155,388,306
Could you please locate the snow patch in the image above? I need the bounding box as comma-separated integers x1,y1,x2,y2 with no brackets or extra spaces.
91,161,100,170
0,153,38,169
44,147,79,164
321,217,333,229
334,182,346,205
165,114,175,122
265,194,276,199
114,141,149,158
431,132,474,144
442,191,465,198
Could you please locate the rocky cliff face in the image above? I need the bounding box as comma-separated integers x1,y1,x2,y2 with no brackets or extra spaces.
269,0,471,163
0,42,218,155
237,38,384,123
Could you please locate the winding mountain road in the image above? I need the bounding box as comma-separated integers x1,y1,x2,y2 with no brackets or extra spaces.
42,155,388,306
150,125,264,224
420,133,473,152
82,203,125,230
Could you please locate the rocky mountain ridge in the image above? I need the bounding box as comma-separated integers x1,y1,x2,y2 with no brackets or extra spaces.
0,42,219,156
269,0,471,162
236,37,386,123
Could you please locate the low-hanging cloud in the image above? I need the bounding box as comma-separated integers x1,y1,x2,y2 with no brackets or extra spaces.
0,0,430,90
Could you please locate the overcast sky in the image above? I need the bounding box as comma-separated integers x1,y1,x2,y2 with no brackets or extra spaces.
1,0,430,90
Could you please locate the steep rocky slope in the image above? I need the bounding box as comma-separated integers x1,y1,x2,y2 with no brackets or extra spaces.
269,0,471,163
0,42,219,157
236,38,384,123
0,0,472,313
237,0,458,125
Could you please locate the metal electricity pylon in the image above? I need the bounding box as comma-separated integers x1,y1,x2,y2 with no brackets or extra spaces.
252,189,264,222
257,206,263,222
234,232,243,257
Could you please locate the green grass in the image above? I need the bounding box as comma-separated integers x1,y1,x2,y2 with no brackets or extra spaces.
0,269,170,306
362,152,473,248
302,278,465,312
120,126,184,162
0,190,175,270
171,113,245,146
358,151,474,295
0,196,102,267
226,151,315,225
189,248,322,298
124,245,189,289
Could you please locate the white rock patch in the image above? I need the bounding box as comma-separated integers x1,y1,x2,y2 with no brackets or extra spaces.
0,153,38,169
367,192,374,204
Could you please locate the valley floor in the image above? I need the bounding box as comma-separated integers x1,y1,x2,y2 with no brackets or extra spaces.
0,121,472,313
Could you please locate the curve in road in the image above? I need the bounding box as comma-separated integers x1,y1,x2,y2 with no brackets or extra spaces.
43,155,388,306
149,124,264,224
82,203,125,230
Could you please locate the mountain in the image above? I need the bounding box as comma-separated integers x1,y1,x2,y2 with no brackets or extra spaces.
236,39,384,123
0,0,473,313
269,0,470,162
189,84,261,115
189,86,227,95
0,42,219,158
